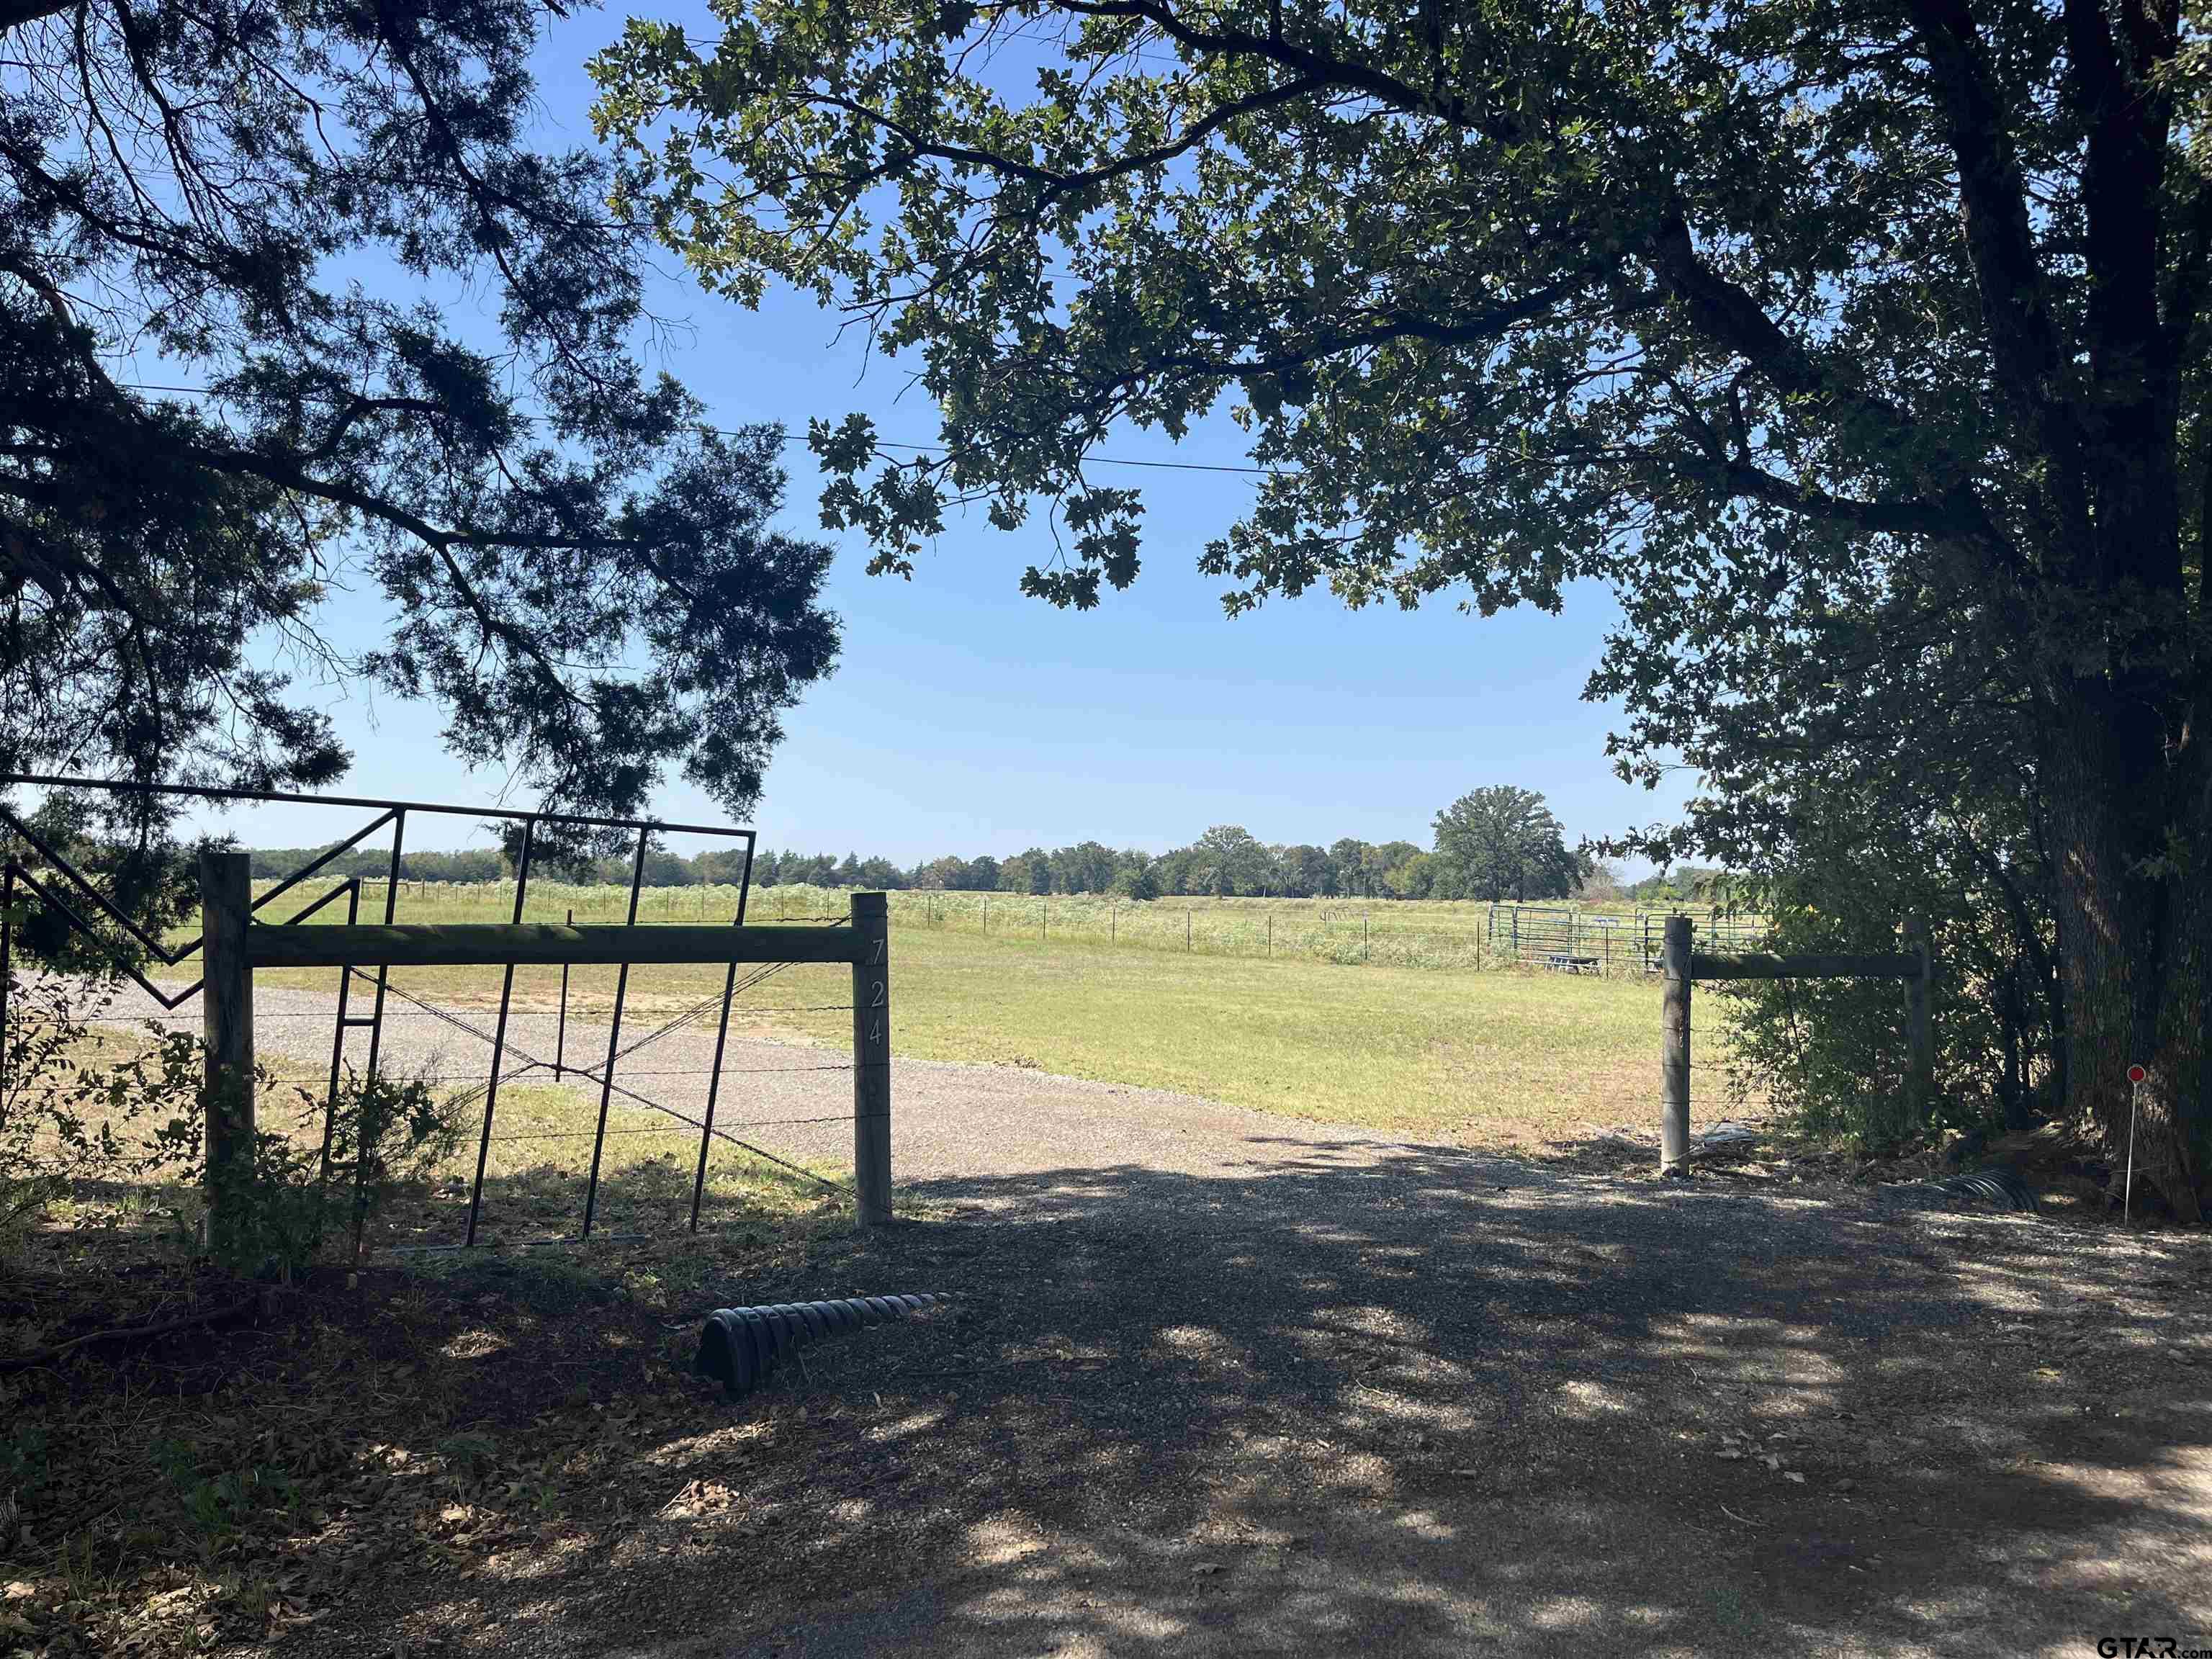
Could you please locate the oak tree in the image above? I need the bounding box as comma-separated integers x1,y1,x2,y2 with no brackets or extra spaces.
596,0,2212,1209
1432,786,1579,903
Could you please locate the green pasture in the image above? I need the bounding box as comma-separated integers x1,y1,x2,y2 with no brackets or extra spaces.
220,881,1758,1150
244,877,1729,976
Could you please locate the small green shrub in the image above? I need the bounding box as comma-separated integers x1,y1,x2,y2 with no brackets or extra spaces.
0,971,202,1243
1,1420,52,1509
192,1066,465,1275
1718,825,2055,1154
2,968,461,1274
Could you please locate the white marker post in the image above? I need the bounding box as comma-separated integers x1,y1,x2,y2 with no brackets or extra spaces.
2124,1063,2146,1223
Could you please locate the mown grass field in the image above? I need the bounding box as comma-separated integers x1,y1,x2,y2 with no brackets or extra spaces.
221,881,1761,1149
248,877,1736,973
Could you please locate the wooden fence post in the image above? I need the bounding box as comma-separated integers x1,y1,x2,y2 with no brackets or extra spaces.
850,891,892,1227
1902,912,1935,1134
1660,914,1693,1176
199,850,256,1259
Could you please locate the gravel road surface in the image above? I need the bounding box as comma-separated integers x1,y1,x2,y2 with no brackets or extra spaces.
82,979,2212,1658
106,979,1434,1205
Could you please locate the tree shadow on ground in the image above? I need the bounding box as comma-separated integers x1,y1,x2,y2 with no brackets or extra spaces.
13,1144,2211,1658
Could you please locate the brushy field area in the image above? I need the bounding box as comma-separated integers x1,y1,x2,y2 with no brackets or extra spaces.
232,881,1759,1148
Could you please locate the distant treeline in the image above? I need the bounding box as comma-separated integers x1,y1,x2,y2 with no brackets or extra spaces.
250,821,1724,905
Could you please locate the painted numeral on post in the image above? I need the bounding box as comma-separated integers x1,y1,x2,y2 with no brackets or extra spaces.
870,938,885,964
869,979,886,1008
867,1018,883,1043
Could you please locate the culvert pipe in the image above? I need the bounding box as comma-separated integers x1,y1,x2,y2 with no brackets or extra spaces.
696,1293,948,1398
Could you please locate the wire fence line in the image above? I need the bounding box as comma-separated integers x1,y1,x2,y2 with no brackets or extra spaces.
128,955,863,1199
0,780,888,1251
37,855,1790,1248
745,886,1776,977
254,945,866,1218
235,872,1779,976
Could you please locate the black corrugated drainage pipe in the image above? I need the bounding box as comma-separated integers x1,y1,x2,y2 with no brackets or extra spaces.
1914,1168,2041,1212
696,1294,948,1398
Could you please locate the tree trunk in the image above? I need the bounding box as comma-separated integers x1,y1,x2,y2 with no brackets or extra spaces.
2042,693,2209,1220
1999,963,2030,1133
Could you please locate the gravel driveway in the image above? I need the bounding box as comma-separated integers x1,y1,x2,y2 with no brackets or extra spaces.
88,980,2212,1657
108,979,1450,1205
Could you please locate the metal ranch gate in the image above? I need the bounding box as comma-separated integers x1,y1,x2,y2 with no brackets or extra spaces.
0,775,893,1249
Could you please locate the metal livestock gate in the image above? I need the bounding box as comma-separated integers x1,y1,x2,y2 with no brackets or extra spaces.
0,775,891,1249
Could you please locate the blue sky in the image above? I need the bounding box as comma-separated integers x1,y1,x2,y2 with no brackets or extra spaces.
181,6,1693,868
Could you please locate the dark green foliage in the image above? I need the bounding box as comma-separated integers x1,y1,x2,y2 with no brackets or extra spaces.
1629,868,1729,905
1271,844,1333,897
1,0,839,835
244,847,510,884
597,0,2212,1210
1191,826,1269,896
1050,841,1119,895
147,1057,464,1274
1003,848,1056,895
750,812,1545,899
232,1069,464,1274
1115,858,1162,901
1,969,458,1267
1431,787,1583,903
1709,758,2063,1151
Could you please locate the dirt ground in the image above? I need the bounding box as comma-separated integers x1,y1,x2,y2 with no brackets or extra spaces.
305,1151,2208,1653
13,1020,2212,1657
120,981,1599,1198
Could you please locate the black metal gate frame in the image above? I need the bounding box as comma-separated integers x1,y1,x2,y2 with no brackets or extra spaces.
0,772,788,1244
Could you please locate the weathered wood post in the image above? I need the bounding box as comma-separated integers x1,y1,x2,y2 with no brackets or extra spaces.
1902,912,1936,1135
199,850,256,1258
554,907,572,1079
850,891,892,1227
1660,914,1693,1176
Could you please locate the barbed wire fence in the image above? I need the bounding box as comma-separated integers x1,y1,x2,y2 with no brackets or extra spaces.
6,775,1801,1258
751,885,1777,976
227,871,1784,981
0,777,918,1255
243,915,870,1249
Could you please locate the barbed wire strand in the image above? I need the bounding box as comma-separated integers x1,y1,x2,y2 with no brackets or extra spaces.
331,966,843,1191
